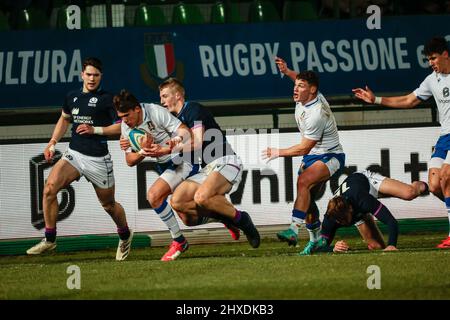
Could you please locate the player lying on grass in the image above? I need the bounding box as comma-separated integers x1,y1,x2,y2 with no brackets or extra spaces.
313,170,428,253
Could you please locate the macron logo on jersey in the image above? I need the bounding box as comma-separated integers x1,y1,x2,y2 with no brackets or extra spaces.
73,97,78,102
72,108,79,115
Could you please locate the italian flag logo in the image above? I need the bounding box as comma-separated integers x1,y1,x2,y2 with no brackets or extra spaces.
145,43,175,79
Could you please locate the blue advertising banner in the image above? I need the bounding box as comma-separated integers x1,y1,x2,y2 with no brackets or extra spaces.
0,15,448,109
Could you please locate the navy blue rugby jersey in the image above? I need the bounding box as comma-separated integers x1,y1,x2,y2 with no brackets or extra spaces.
176,101,235,167
321,173,382,239
63,88,119,157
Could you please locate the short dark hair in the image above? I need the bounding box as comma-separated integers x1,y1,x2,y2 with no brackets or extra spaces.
82,57,102,73
296,70,319,88
113,89,140,113
424,37,449,56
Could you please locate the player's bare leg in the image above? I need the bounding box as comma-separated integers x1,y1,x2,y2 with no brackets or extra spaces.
94,185,128,228
429,167,444,201
279,161,330,252
378,177,428,200
43,160,80,228
146,177,189,261
95,185,133,261
27,160,79,255
172,174,259,247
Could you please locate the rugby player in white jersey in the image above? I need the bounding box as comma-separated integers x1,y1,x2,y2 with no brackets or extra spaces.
114,89,197,261
263,68,345,255
353,36,450,249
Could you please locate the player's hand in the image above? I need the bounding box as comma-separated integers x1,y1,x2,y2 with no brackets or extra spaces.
44,143,56,162
119,136,130,151
352,86,375,104
262,147,280,161
383,245,398,251
333,240,350,253
140,144,170,157
76,123,94,135
140,133,154,149
275,56,289,75
166,136,183,151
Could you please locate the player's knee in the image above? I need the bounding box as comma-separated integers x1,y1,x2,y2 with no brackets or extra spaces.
147,190,164,209
428,180,441,195
43,182,59,200
193,191,210,208
402,187,417,201
169,193,184,212
102,200,115,214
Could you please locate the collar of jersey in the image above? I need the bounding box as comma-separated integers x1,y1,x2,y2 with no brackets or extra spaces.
79,86,102,94
304,96,319,108
141,103,149,125
177,101,188,117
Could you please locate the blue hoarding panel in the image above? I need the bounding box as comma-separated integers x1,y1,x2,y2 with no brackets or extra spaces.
0,15,448,109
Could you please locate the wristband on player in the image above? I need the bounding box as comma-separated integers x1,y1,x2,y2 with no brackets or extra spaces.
93,127,104,135
374,96,382,105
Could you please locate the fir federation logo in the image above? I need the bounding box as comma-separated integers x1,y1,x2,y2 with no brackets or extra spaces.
140,33,184,92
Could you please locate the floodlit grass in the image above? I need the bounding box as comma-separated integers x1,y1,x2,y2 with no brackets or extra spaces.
1,233,449,300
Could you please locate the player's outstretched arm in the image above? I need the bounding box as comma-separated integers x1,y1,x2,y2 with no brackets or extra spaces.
262,138,316,161
352,86,421,109
76,122,121,136
275,56,298,81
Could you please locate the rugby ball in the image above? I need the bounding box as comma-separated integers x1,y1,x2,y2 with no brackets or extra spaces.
128,128,147,152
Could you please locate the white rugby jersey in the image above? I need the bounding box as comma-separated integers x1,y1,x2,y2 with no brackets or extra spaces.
414,72,450,135
294,93,344,155
121,103,181,163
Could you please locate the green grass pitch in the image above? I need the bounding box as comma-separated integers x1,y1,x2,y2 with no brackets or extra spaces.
1,232,449,300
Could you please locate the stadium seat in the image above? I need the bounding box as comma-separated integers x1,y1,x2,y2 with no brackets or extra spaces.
172,2,205,25
56,5,90,29
0,11,10,31
283,1,318,21
248,0,280,23
16,8,49,29
210,1,241,24
134,3,167,26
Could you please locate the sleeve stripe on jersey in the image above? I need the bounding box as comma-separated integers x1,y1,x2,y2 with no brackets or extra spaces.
62,111,71,118
192,123,205,130
373,203,383,217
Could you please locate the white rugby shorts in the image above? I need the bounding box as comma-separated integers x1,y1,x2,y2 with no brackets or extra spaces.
187,155,243,193
160,161,199,191
360,170,386,198
61,147,115,189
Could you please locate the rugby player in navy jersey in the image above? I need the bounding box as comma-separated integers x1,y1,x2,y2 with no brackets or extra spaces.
159,78,260,248
315,170,428,253
114,89,197,261
27,57,133,261
353,36,450,248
